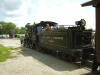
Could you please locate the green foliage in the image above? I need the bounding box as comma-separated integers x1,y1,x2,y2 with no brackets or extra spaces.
20,27,26,34
15,27,26,34
0,21,16,34
0,21,26,34
15,27,20,34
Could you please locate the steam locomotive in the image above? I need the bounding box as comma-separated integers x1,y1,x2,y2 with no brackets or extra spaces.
21,19,94,65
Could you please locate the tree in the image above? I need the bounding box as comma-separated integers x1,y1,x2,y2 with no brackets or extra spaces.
0,21,7,34
15,27,26,34
0,21,26,35
19,27,26,34
0,21,16,34
15,27,20,34
7,22,16,35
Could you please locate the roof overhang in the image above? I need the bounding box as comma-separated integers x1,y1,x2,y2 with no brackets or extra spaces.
81,0,100,7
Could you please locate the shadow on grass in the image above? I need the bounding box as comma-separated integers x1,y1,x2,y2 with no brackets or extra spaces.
18,46,85,71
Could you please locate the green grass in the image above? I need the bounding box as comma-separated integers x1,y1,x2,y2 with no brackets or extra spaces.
0,44,11,62
12,38,20,40
6,38,20,40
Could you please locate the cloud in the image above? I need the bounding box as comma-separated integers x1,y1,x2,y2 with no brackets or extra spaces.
33,0,95,29
0,0,95,30
0,0,22,11
0,0,23,18
1,0,33,27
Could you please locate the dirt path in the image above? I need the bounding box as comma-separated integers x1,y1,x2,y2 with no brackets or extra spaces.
0,39,21,47
0,39,90,75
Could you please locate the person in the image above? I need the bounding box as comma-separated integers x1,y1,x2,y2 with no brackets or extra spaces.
45,24,51,30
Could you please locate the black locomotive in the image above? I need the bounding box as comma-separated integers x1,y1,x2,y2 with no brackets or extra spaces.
21,19,94,66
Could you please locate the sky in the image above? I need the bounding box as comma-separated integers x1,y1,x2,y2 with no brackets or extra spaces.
0,0,95,30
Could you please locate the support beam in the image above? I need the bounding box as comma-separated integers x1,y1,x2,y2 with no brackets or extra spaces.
81,0,100,7
96,5,100,62
81,0,100,63
81,1,93,7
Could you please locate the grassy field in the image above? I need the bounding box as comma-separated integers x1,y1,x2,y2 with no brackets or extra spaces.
0,44,13,62
12,38,20,40
5,38,20,40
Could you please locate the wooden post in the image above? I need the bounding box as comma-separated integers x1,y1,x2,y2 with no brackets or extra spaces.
81,0,100,63
96,4,100,63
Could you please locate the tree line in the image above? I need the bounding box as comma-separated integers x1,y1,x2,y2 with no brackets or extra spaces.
0,21,26,34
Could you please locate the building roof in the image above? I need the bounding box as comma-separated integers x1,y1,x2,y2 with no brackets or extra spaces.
81,0,100,7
